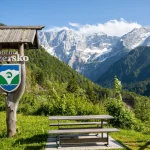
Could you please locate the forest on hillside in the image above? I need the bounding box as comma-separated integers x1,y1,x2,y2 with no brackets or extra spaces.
0,47,149,132
97,46,150,96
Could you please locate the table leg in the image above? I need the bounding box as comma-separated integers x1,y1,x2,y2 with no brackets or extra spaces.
106,132,110,147
57,135,61,149
101,120,103,138
96,119,100,135
101,120,103,128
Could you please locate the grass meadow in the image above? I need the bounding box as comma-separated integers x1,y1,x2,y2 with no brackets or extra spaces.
0,111,150,150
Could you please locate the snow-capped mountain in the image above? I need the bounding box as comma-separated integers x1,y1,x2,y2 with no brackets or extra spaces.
38,27,150,81
39,29,119,70
121,27,150,50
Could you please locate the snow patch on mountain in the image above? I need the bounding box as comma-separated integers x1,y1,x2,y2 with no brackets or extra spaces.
39,29,119,65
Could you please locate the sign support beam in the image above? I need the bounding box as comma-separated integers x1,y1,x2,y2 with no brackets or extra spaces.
5,43,26,137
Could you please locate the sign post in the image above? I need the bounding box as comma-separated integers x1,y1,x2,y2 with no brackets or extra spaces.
0,26,44,137
5,44,26,137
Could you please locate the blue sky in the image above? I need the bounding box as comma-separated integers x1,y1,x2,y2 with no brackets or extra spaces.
0,0,149,29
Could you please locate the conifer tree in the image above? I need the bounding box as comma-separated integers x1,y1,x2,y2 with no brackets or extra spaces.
114,75,122,100
86,82,96,101
67,74,78,93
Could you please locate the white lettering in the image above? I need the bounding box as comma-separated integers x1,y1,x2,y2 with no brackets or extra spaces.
0,52,29,62
11,56,17,61
2,56,7,61
7,56,11,62
23,56,29,61
16,54,23,61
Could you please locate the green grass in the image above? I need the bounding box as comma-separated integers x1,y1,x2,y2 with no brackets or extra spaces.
111,130,150,150
0,111,49,150
0,111,150,150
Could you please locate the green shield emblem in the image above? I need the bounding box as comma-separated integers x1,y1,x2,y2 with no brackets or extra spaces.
0,64,21,92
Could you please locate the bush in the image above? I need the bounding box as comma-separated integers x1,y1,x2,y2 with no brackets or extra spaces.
105,98,143,131
0,93,5,111
18,91,107,116
134,97,150,123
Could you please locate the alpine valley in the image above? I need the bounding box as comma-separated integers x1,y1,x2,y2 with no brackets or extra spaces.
1,23,150,150
39,27,150,83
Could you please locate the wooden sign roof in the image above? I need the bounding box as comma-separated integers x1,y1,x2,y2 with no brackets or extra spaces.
0,26,44,49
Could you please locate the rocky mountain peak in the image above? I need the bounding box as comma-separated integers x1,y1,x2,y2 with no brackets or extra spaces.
121,27,150,50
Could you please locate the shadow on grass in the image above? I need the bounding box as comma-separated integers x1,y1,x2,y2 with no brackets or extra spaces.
24,146,44,150
117,140,132,150
138,141,150,150
13,133,48,150
0,131,7,138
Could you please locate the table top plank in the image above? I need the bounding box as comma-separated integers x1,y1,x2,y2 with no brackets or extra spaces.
49,115,114,120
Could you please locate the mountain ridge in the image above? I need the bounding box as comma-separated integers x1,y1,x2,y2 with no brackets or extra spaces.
39,27,150,81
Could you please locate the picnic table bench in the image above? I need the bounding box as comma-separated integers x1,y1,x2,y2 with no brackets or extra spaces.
49,115,119,148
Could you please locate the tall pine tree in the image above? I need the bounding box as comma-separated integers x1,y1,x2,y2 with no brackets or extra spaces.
67,74,78,93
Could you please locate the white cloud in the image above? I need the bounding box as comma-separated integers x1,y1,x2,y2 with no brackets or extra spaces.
46,19,142,37
46,26,70,32
77,19,142,36
69,22,80,28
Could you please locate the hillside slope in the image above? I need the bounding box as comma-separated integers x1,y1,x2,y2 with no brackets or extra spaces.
0,47,150,137
97,46,150,96
24,47,106,96
0,47,109,116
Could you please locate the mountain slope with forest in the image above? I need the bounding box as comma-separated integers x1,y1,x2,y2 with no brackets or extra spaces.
24,47,108,99
0,45,150,149
97,46,150,96
0,47,148,120
0,23,149,127
0,47,109,116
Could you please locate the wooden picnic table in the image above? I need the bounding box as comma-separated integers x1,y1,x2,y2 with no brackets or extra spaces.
49,115,113,129
49,115,119,148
